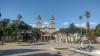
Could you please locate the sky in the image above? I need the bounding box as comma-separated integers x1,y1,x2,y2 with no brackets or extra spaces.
0,0,100,30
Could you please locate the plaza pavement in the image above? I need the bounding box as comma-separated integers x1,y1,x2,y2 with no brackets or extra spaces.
0,42,100,56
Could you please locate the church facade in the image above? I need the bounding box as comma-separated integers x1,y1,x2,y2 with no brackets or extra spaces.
35,15,56,41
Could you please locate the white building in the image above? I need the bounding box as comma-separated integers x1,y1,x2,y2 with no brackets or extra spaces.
54,33,85,43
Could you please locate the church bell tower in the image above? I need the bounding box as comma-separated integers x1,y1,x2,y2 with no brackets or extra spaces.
36,15,42,29
50,16,55,34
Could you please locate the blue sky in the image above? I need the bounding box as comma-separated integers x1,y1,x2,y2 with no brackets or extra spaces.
0,0,100,30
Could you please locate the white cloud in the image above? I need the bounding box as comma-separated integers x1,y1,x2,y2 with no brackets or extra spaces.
63,21,69,26
29,24,35,27
90,22,97,29
75,23,86,28
75,22,97,29
56,28,59,31
41,22,49,28
43,22,49,25
90,22,97,25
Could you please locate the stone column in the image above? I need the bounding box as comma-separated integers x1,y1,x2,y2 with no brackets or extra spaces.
47,36,48,41
40,36,42,41
43,36,45,41
48,36,50,40
50,35,51,40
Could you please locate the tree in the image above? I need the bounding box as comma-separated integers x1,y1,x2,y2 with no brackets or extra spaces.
11,14,33,42
79,11,95,45
79,15,83,20
0,19,11,42
0,12,1,18
32,28,44,42
79,11,94,41
17,14,22,20
84,11,94,41
57,23,86,35
68,23,77,34
85,11,91,18
85,11,91,30
59,28,68,33
0,13,34,43
79,15,83,36
95,24,100,36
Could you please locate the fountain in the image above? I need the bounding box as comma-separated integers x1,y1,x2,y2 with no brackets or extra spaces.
70,36,100,56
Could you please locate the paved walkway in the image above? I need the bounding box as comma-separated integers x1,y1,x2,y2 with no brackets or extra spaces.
0,42,99,56
0,42,60,56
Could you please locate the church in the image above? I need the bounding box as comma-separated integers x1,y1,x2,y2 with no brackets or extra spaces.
35,15,56,41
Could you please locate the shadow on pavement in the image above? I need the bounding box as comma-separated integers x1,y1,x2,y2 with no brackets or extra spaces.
21,53,61,56
33,42,50,45
0,49,45,56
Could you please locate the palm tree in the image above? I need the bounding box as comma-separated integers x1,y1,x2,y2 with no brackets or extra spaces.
0,12,2,20
17,14,22,20
79,15,83,20
85,11,91,18
78,11,94,47
84,11,92,41
85,11,91,30
78,15,84,45
79,16,83,36
85,11,95,45
0,12,1,18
